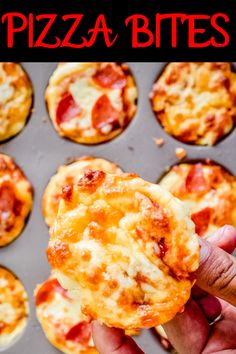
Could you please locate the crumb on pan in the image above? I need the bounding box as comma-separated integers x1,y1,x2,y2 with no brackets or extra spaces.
153,137,164,146
42,116,48,123
175,147,187,160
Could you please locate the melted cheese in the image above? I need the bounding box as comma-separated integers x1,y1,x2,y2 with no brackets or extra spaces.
0,267,28,348
160,163,236,238
48,172,199,330
0,82,14,104
35,275,97,354
0,63,33,142
151,62,236,145
42,156,122,227
0,153,33,247
45,62,137,144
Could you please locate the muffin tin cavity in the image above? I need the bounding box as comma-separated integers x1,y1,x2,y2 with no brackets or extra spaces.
150,62,236,146
0,266,29,350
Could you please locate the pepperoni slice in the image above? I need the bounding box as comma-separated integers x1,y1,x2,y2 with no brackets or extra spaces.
13,199,23,217
185,164,208,193
3,63,18,76
35,278,68,306
92,94,120,131
65,321,91,345
0,184,15,214
56,93,81,125
191,207,212,236
92,64,127,89
158,237,168,259
0,184,22,231
152,202,169,231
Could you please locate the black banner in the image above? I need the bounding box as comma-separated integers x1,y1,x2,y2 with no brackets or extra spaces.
0,0,235,61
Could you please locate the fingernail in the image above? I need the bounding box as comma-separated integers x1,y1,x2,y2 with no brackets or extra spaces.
217,225,234,238
199,239,210,264
221,225,236,244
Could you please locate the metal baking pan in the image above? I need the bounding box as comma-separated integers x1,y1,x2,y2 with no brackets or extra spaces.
0,62,235,354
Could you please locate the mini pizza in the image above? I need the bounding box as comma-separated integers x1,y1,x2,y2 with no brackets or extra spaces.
0,63,33,142
47,171,199,330
0,153,33,247
45,62,137,144
35,274,97,354
42,156,122,227
0,266,28,348
159,162,236,238
150,62,236,145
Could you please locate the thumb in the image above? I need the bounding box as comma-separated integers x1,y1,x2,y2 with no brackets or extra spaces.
92,321,144,354
197,238,236,306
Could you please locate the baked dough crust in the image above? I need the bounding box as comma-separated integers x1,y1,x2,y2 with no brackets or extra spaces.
35,274,97,354
0,63,33,142
0,267,28,348
45,63,137,144
0,154,33,247
42,156,122,227
150,63,236,145
47,171,199,330
155,326,174,352
160,162,236,238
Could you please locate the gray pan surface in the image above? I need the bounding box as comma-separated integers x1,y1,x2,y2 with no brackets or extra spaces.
0,63,236,354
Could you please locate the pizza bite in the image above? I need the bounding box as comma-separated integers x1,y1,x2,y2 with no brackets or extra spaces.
159,162,236,238
35,274,97,354
0,153,33,247
42,156,122,227
0,63,33,142
150,63,236,145
0,266,28,348
45,63,137,144
47,171,199,330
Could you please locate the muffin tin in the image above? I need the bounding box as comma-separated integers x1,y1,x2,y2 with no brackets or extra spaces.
0,62,236,354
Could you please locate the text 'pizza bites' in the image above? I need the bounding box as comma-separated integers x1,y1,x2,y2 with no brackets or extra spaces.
47,171,199,330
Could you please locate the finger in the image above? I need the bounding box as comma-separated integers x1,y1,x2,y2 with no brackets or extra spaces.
163,298,210,354
197,239,236,306
206,225,236,253
192,286,222,322
192,285,207,299
204,301,236,352
197,294,222,323
92,321,144,354
219,298,236,319
204,318,236,353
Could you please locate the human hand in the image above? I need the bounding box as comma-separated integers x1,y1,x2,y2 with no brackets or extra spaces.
92,225,236,354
